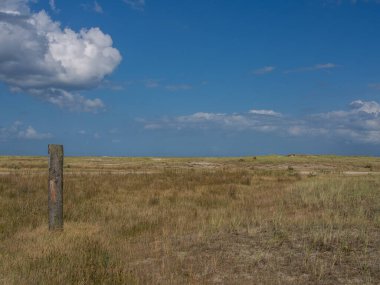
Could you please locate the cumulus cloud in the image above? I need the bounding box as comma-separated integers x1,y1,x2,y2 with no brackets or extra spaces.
285,100,380,144
0,0,122,112
315,100,380,119
0,121,52,141
141,100,380,144
310,100,380,143
350,100,380,116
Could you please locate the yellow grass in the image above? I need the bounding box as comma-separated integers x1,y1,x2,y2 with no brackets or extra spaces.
0,155,379,284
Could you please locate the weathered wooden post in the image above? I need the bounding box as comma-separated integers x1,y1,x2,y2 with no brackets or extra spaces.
48,144,64,230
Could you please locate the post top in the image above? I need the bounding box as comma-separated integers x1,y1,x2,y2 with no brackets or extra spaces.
48,144,64,155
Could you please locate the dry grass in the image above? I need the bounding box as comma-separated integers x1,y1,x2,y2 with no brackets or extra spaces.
0,155,379,284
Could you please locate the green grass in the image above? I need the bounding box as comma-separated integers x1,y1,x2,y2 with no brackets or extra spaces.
0,155,379,284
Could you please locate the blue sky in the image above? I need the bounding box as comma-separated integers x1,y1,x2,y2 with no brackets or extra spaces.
1,0,380,156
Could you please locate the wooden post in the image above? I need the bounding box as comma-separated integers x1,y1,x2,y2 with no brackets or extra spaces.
48,144,64,230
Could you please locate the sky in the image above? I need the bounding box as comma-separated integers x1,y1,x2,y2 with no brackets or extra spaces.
0,0,380,156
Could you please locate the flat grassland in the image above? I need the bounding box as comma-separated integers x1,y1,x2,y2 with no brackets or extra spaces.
0,155,379,284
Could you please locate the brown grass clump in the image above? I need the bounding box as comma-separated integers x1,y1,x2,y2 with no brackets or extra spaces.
0,155,379,284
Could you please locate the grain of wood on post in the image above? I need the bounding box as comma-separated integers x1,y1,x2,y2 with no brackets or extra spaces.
48,144,64,230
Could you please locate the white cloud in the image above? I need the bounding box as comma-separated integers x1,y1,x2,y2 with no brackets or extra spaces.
288,126,303,136
27,88,105,112
249,109,282,116
317,100,380,119
314,63,336,69
253,66,275,75
0,121,52,141
0,1,122,112
124,0,145,10
177,112,226,123
49,0,58,12
0,0,30,15
308,100,380,143
18,126,52,139
284,63,338,74
148,109,284,132
350,100,380,116
94,1,103,13
141,100,380,145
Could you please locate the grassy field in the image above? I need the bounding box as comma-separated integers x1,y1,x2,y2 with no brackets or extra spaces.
0,155,379,284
